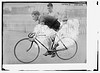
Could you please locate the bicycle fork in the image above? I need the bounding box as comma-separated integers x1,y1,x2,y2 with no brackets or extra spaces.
26,41,33,52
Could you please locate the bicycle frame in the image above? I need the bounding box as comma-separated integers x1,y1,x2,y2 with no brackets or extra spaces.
35,37,49,51
28,33,68,52
14,33,78,63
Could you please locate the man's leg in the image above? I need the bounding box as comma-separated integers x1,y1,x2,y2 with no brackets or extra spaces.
43,37,52,56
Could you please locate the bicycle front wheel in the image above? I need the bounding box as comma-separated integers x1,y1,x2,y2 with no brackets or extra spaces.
14,38,40,63
56,38,78,60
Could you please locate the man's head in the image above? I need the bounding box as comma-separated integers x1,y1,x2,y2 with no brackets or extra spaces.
47,3,53,13
31,11,40,21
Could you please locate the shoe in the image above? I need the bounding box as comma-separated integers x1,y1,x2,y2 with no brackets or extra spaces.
43,51,51,56
51,53,56,58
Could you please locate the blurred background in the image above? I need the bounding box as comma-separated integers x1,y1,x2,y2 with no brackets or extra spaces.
3,2,87,64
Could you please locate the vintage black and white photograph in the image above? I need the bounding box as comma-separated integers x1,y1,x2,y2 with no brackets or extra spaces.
2,1,87,65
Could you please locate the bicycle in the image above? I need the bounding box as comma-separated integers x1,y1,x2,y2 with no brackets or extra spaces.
14,33,78,63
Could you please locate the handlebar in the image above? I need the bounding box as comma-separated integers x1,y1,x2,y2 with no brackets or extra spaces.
28,33,46,38
28,33,35,38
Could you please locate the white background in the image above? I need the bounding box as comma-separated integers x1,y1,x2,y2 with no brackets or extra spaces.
0,0,100,72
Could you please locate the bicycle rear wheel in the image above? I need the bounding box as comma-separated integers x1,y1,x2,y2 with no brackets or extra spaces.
14,38,40,63
56,38,78,60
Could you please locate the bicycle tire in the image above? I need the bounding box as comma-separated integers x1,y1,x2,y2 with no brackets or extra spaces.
56,38,78,60
14,38,40,63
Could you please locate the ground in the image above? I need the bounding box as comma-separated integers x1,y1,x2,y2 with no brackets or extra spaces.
3,30,86,64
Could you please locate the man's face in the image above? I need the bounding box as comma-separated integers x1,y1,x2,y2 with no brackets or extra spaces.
47,6,53,13
32,14,39,21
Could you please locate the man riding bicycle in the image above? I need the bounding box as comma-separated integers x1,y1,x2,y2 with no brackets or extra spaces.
30,9,79,58
30,11,61,57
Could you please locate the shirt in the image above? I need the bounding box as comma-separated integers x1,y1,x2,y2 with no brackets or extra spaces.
39,15,60,31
